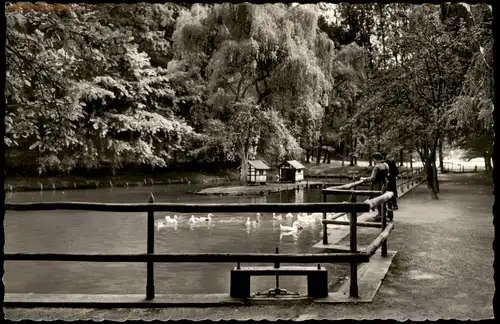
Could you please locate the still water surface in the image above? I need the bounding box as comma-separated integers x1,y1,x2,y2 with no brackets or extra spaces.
5,184,351,295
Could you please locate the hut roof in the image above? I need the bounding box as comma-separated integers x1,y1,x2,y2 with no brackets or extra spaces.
247,160,271,170
281,160,305,169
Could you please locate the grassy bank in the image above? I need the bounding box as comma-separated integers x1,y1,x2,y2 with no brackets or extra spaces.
4,169,241,192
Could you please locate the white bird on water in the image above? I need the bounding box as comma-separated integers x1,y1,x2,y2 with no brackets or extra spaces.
156,219,178,231
245,217,252,227
189,215,201,224
285,212,294,219
201,214,212,222
272,213,282,220
165,215,178,224
156,220,167,229
280,221,303,232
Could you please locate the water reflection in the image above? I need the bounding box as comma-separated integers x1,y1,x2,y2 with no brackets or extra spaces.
295,188,305,204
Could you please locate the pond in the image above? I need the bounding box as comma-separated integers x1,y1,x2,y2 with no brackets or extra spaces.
4,184,352,296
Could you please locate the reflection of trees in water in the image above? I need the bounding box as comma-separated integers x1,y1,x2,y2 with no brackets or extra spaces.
295,188,305,204
249,195,266,204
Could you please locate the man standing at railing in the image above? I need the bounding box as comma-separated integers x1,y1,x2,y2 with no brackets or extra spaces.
384,153,399,210
360,152,389,221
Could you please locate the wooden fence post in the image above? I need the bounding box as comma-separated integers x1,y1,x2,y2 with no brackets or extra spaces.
349,203,358,297
146,193,155,300
381,202,388,257
322,192,328,245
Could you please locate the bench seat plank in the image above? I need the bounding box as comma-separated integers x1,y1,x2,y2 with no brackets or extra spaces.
232,266,325,275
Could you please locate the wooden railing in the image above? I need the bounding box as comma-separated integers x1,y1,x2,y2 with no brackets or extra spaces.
397,167,424,191
442,162,481,173
320,167,425,297
5,199,375,301
4,167,426,303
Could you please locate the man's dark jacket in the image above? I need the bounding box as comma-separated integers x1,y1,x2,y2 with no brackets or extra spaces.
386,160,399,197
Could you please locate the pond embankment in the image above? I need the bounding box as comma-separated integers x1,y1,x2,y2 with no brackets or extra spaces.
4,161,407,193
3,170,239,193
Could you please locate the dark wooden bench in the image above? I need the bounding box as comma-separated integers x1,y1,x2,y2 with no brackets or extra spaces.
230,266,328,298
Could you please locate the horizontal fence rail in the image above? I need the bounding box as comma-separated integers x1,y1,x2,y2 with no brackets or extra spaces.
322,220,382,228
330,179,365,190
322,189,382,196
362,223,395,257
5,199,375,302
5,202,370,214
363,192,394,209
4,252,370,263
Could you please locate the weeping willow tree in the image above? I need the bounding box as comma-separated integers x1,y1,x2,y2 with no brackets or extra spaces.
173,3,338,183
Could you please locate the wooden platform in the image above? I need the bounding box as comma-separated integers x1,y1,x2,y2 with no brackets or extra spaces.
4,293,246,307
315,250,397,303
5,252,397,307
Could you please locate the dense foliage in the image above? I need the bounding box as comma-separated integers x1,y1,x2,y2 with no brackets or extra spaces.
5,2,493,194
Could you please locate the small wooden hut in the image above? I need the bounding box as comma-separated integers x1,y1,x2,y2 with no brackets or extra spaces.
239,160,271,185
279,160,305,182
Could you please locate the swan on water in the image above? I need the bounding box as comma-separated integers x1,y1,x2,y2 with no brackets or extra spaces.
272,213,282,220
245,217,251,227
280,221,302,232
156,219,178,231
189,215,201,224
201,214,212,222
165,215,178,224
285,212,294,219
156,220,167,229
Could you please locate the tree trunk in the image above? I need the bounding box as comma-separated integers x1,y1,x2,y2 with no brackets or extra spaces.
438,139,444,172
349,135,354,166
240,146,248,185
433,160,439,193
323,150,328,164
399,149,404,167
421,138,440,199
306,150,311,163
368,145,372,167
409,153,413,168
316,138,322,165
353,137,358,165
342,141,346,167
327,151,331,164
425,158,439,199
483,150,491,171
